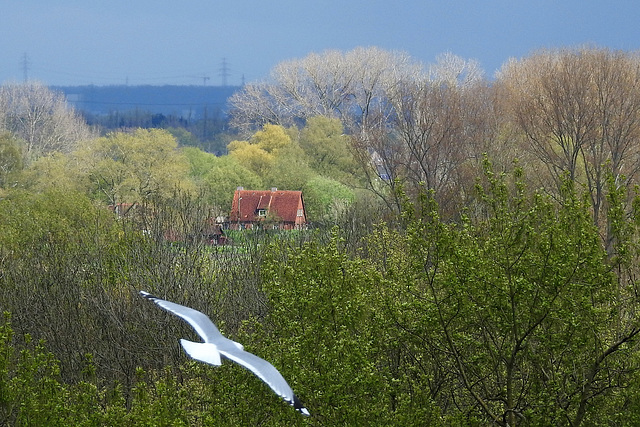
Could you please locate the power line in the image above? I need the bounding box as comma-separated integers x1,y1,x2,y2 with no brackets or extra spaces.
219,58,230,87
23,62,246,86
71,99,229,107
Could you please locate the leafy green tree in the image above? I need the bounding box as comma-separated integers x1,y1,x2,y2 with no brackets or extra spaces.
228,123,317,192
227,124,296,178
0,314,69,426
249,123,292,153
299,116,359,184
182,145,218,177
0,132,23,188
227,141,274,178
263,140,314,191
165,126,199,147
259,234,441,425
302,175,354,223
19,151,86,194
183,146,263,210
77,128,194,204
367,161,640,425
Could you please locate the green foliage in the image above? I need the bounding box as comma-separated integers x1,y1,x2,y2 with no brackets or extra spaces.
0,189,116,258
19,152,86,194
299,116,359,185
182,146,263,209
3,146,640,425
262,139,314,191
0,314,308,425
165,127,199,148
228,141,275,178
302,175,355,223
259,232,441,425
227,124,293,178
0,132,23,188
364,160,640,425
77,128,195,204
0,313,68,426
248,124,292,153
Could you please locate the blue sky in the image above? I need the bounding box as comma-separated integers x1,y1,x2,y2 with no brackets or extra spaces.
1,1,639,86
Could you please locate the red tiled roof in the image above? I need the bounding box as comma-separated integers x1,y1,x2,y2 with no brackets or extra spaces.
230,189,305,224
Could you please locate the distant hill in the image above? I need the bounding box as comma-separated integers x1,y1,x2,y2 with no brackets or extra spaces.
54,85,241,120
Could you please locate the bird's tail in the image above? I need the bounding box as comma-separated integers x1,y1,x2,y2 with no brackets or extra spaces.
180,339,222,366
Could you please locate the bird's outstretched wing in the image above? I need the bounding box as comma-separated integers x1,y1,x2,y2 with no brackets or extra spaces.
219,346,310,416
140,290,310,416
139,291,222,343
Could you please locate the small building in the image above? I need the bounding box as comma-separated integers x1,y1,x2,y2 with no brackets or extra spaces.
229,188,307,230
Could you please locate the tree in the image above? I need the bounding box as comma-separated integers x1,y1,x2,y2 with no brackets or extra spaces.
248,123,292,153
497,47,640,242
182,146,263,210
165,127,199,147
429,52,485,88
0,132,23,187
227,141,275,178
260,236,440,425
0,82,93,163
229,47,425,135
302,175,354,223
352,59,495,216
20,151,86,194
365,162,640,425
263,140,314,191
389,81,473,206
77,128,194,204
228,124,306,184
298,116,359,185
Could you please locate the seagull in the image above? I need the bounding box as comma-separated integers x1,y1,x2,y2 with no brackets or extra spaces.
140,291,310,416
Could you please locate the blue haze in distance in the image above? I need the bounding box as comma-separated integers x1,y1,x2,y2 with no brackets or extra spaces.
1,1,639,87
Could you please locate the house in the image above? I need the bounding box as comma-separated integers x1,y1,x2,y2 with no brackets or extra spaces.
229,188,307,230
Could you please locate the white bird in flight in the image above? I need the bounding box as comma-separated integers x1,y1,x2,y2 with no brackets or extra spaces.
140,291,310,416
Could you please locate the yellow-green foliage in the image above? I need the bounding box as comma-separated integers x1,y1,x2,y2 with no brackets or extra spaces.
2,161,640,426
76,128,195,204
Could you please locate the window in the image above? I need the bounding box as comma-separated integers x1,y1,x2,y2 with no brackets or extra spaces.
297,209,304,217
258,209,267,217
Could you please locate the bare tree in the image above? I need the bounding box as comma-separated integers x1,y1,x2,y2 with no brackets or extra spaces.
497,47,640,238
229,47,425,136
351,54,494,215
498,50,598,183
0,81,93,163
429,52,485,88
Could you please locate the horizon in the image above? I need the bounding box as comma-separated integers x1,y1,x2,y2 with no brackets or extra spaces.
2,1,639,87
